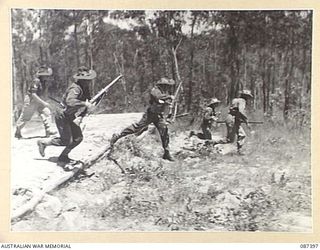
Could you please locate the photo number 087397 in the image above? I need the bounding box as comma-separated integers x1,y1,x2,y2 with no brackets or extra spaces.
300,244,319,249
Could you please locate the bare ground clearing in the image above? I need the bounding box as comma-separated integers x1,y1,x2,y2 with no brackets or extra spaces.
11,113,311,232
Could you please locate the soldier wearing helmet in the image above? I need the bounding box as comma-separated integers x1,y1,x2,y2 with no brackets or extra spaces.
110,77,175,161
37,66,96,164
15,66,56,139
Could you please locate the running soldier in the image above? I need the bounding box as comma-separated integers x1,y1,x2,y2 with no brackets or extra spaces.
225,89,253,154
190,98,221,140
37,66,96,164
110,77,175,161
15,66,56,139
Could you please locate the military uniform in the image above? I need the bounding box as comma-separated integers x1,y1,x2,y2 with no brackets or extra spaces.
225,90,253,153
110,77,175,161
37,67,96,164
190,98,221,140
15,67,55,138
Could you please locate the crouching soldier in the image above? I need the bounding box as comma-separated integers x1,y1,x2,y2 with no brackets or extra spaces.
15,66,56,139
225,89,253,154
37,66,96,164
190,98,221,140
110,77,175,161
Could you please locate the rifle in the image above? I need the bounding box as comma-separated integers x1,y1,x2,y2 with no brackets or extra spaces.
90,75,123,105
175,112,189,119
216,121,264,124
49,96,66,109
73,75,123,126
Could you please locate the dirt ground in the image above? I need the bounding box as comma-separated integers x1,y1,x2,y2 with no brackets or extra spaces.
11,113,311,232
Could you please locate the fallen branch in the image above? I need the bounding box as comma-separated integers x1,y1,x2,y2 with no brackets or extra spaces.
106,155,125,174
11,145,111,222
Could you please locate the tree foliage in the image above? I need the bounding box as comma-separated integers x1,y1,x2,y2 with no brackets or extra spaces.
11,9,312,123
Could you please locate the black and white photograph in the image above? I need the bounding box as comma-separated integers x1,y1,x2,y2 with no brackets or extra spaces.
10,9,312,232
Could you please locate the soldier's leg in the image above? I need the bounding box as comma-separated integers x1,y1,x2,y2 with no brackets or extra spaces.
37,115,72,157
58,122,83,163
201,124,212,140
110,111,151,145
39,106,56,137
225,114,236,143
237,125,246,153
195,132,205,140
153,114,173,161
15,96,36,138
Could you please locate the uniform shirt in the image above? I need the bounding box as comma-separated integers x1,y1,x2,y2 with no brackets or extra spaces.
149,85,172,113
62,83,90,119
231,97,248,123
202,106,217,126
27,78,45,97
231,98,246,115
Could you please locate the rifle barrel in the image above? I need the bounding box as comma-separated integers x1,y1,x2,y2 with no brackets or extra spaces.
247,121,264,124
216,121,263,124
90,75,122,104
49,96,65,108
175,112,189,118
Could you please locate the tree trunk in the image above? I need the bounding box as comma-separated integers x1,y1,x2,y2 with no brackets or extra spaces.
284,53,294,120
121,53,128,112
114,47,128,112
73,11,80,68
266,59,272,113
187,13,196,111
38,10,44,64
243,46,247,90
300,47,307,108
228,24,239,103
88,22,95,95
284,28,295,120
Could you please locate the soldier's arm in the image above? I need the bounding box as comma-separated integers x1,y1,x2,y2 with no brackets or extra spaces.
204,107,219,122
204,107,213,120
29,80,50,108
230,107,247,124
65,87,87,107
65,86,95,119
237,112,248,124
151,88,173,103
31,93,51,108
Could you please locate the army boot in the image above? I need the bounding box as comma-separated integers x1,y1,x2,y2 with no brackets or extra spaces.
14,128,22,139
57,154,77,165
163,150,174,162
189,131,195,138
237,143,245,155
37,139,50,157
57,147,78,165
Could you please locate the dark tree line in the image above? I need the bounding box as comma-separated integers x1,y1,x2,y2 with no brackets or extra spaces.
12,9,312,124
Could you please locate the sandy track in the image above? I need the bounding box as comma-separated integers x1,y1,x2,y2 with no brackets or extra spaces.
11,113,143,214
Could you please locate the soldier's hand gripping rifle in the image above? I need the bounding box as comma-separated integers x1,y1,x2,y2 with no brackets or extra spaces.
73,75,123,126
